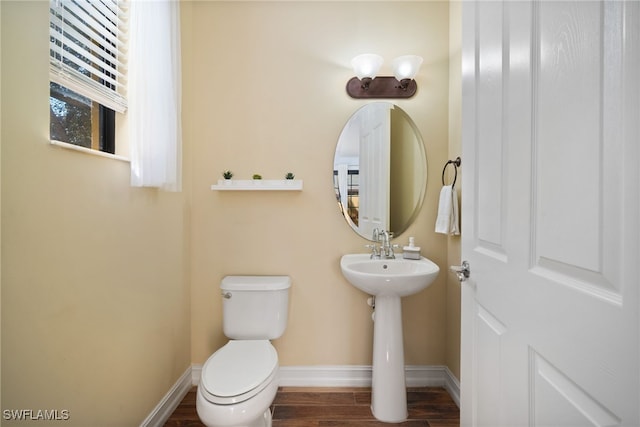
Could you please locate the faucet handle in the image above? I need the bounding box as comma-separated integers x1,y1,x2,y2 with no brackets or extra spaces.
365,244,380,259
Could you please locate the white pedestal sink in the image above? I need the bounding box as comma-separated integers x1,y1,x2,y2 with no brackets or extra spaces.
340,254,440,423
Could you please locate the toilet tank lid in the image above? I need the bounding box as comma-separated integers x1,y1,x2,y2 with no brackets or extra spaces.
221,275,291,291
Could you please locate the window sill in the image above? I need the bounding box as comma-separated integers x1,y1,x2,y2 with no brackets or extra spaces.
50,140,130,163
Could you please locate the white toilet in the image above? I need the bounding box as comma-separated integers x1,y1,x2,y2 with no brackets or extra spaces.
196,276,291,427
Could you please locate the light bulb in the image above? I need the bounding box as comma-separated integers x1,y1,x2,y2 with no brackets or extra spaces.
351,54,383,80
392,55,423,81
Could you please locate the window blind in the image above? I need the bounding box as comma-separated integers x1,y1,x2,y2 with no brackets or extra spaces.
49,0,128,113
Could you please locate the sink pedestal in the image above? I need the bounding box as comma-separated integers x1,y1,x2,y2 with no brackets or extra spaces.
371,295,407,422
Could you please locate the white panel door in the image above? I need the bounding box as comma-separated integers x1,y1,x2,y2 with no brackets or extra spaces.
460,1,640,426
359,103,391,237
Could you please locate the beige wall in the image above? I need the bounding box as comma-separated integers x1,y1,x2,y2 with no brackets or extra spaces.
1,1,460,425
1,2,191,426
184,1,452,367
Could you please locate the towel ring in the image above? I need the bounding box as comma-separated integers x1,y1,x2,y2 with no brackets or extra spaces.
442,157,462,188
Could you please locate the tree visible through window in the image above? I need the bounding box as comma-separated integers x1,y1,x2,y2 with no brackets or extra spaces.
50,83,115,153
49,0,127,155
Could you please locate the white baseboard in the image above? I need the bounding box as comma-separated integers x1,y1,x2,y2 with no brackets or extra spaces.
190,364,460,407
192,363,202,386
139,367,193,427
441,366,461,407
277,365,373,387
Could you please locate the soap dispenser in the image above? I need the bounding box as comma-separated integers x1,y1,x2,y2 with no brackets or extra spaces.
403,237,421,260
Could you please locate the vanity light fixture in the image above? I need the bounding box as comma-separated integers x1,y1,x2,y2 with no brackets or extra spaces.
346,54,423,99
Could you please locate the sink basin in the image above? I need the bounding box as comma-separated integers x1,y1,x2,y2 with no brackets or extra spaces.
340,254,440,297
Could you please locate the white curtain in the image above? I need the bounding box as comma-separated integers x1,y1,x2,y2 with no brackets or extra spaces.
128,0,182,191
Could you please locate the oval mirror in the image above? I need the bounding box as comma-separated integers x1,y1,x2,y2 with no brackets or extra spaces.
333,102,427,241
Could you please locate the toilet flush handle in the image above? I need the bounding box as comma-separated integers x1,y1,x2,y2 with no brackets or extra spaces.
221,291,232,299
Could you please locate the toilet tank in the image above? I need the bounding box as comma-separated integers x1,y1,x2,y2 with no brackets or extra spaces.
220,276,291,340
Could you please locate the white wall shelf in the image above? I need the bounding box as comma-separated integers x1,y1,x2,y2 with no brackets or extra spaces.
211,179,303,191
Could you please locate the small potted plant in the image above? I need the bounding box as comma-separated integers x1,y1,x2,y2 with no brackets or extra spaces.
222,170,233,185
284,172,295,185
252,173,262,185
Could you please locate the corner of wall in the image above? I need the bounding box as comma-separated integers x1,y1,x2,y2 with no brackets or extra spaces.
446,0,463,382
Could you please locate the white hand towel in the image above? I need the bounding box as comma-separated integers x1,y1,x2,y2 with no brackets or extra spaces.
435,185,460,235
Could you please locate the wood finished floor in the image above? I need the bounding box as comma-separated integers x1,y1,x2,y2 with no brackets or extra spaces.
163,387,459,427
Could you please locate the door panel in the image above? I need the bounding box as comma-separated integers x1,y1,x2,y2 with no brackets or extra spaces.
534,0,623,286
461,1,640,426
531,351,621,427
476,0,508,258
475,305,507,427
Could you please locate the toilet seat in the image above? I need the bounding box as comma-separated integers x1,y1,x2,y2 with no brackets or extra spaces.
200,340,278,405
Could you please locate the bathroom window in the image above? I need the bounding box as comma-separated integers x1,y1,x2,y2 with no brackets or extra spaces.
49,0,128,154
50,82,116,152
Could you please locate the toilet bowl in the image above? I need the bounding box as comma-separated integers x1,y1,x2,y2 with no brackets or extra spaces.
195,275,290,427
196,340,279,427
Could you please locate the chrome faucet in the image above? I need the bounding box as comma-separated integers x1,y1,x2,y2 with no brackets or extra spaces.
379,230,396,259
367,229,397,259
